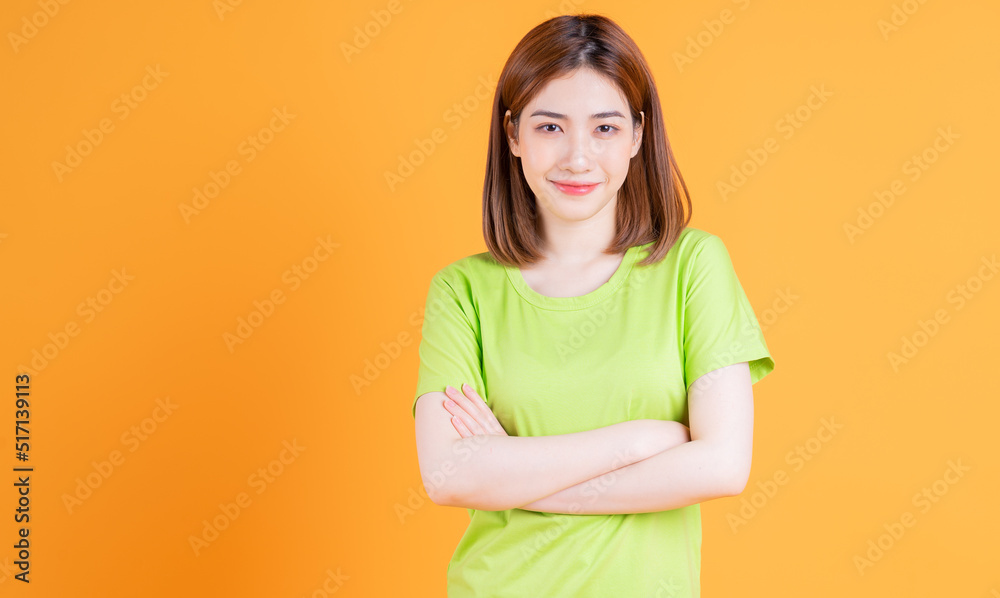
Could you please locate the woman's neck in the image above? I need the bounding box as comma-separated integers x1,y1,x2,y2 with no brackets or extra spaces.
535,216,618,266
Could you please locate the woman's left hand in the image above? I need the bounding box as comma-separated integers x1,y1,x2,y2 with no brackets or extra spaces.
442,384,508,438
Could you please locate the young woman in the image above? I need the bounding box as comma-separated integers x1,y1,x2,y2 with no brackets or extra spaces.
412,13,774,597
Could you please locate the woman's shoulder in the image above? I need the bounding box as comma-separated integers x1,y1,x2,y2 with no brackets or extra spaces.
675,225,717,248
639,226,718,263
665,227,748,276
425,249,504,291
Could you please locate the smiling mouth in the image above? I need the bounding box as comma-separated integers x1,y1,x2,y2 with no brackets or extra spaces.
551,180,600,186
551,180,601,195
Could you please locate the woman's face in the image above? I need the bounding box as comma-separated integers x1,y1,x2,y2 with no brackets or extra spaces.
505,67,643,231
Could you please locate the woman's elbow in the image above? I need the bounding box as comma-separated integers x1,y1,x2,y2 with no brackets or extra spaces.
430,475,512,511
721,449,753,497
420,456,466,506
726,471,750,497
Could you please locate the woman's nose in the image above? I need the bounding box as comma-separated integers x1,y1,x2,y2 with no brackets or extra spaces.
562,133,595,170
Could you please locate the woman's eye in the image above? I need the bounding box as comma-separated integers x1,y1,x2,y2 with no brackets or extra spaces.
536,124,618,134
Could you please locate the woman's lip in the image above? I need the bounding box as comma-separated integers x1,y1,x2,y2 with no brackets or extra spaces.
551,180,600,195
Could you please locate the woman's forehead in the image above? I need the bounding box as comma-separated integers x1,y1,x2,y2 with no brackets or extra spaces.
525,70,629,116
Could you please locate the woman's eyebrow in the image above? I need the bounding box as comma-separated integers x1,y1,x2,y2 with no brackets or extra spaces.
529,109,626,119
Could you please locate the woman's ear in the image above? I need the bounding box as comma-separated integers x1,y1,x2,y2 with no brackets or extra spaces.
504,109,520,157
631,110,644,158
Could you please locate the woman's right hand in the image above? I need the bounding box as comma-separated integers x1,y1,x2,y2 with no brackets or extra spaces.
441,383,509,439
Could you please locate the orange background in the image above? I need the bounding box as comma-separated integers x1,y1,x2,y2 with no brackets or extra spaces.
1,0,998,595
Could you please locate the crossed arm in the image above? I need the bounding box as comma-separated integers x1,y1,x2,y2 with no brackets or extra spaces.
412,362,754,515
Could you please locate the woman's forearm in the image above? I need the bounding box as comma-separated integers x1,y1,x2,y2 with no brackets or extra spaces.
441,419,677,511
516,438,738,514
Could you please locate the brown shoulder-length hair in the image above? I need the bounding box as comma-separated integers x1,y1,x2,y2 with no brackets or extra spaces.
482,13,692,268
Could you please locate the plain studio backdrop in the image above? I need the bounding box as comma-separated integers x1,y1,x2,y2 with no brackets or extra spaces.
1,0,998,596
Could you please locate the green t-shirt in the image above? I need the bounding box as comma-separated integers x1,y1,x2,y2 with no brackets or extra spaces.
412,226,774,597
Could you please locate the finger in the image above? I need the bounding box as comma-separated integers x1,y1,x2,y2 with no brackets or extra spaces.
461,384,493,415
460,386,504,436
443,399,479,434
453,411,485,437
458,384,498,430
442,397,472,434
464,411,488,436
443,396,476,422
446,386,481,420
460,384,505,435
444,391,488,436
450,414,472,438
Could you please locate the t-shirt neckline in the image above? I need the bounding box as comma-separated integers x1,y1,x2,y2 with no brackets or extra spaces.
504,243,649,311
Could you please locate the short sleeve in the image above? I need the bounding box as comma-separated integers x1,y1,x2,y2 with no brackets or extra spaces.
411,268,486,419
682,234,774,392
